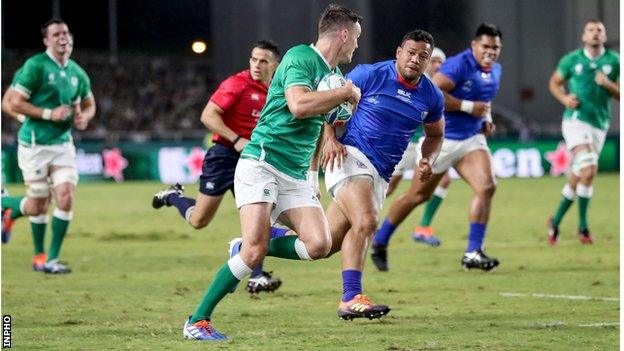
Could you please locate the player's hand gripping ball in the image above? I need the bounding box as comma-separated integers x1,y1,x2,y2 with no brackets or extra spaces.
317,73,353,126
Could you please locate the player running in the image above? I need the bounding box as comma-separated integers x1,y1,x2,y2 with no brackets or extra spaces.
386,47,449,247
1,20,95,274
546,19,619,245
152,40,284,294
182,4,363,340
321,29,444,320
372,23,503,272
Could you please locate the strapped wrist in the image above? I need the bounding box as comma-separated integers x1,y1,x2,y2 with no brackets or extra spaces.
42,108,52,120
460,100,474,114
232,136,241,145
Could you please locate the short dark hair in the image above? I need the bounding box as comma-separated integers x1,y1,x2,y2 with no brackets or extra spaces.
584,19,604,27
41,18,66,38
401,29,435,49
252,40,280,60
475,23,502,39
318,4,363,36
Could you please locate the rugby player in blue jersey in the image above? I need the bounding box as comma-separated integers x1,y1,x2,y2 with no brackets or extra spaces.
320,29,445,320
372,23,503,272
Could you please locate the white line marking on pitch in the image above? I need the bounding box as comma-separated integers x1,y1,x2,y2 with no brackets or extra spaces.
500,292,619,302
578,322,619,327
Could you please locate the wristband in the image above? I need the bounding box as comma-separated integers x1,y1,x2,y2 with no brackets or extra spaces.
459,100,474,114
232,136,241,145
16,114,26,123
484,110,493,123
42,108,52,120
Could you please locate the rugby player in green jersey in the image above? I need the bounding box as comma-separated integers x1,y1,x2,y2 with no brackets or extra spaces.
182,4,363,340
1,19,95,273
547,20,619,245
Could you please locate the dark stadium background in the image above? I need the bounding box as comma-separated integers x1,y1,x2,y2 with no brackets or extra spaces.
1,0,619,182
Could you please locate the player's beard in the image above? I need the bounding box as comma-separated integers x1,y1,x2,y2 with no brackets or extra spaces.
400,65,421,84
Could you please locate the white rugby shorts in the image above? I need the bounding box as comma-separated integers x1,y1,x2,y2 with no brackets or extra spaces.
416,134,490,174
562,119,606,154
234,158,321,225
392,141,418,176
17,142,77,182
324,145,388,211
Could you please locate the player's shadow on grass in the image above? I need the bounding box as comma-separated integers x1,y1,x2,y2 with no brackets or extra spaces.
97,231,191,241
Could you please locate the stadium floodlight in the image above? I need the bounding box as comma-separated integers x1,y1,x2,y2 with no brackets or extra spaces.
191,40,207,54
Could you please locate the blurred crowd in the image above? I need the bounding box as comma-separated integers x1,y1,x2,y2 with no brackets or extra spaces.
2,50,546,142
1,51,213,140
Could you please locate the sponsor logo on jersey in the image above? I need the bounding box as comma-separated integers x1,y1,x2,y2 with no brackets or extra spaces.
59,70,67,78
589,62,597,70
397,89,411,98
365,96,380,104
205,182,215,190
396,89,412,103
71,76,79,87
251,93,260,101
602,64,613,75
480,72,491,80
461,80,473,92
252,109,261,118
313,77,321,88
48,73,56,84
421,111,429,120
574,63,583,74
263,188,271,197
356,160,367,169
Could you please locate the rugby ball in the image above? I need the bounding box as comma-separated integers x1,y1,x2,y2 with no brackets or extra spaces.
317,73,353,126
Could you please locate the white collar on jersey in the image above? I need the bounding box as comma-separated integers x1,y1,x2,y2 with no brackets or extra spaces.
309,44,332,71
583,46,605,60
46,49,69,68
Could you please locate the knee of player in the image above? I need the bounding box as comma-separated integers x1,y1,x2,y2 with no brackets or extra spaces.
578,167,596,183
477,182,497,197
189,217,210,230
55,192,74,210
23,197,48,216
351,216,379,237
240,244,268,266
34,202,50,216
305,236,332,259
402,191,426,207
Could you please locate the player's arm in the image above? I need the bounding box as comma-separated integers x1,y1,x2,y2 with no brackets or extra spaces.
595,73,619,101
1,89,26,122
200,101,248,152
432,72,490,117
320,122,348,172
73,95,96,130
548,71,579,108
418,118,445,182
7,87,70,122
285,80,360,119
307,133,323,199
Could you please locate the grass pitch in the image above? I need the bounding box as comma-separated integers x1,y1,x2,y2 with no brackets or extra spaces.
2,175,619,350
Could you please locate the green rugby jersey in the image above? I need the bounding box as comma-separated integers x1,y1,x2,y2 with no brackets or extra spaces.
410,125,423,142
241,44,342,180
12,51,92,146
557,48,619,130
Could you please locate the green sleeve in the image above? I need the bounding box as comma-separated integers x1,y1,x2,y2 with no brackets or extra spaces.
556,54,572,80
282,54,315,91
77,70,93,102
11,59,42,98
612,53,619,81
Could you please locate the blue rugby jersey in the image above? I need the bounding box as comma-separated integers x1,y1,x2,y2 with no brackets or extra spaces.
438,49,502,140
340,60,444,181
